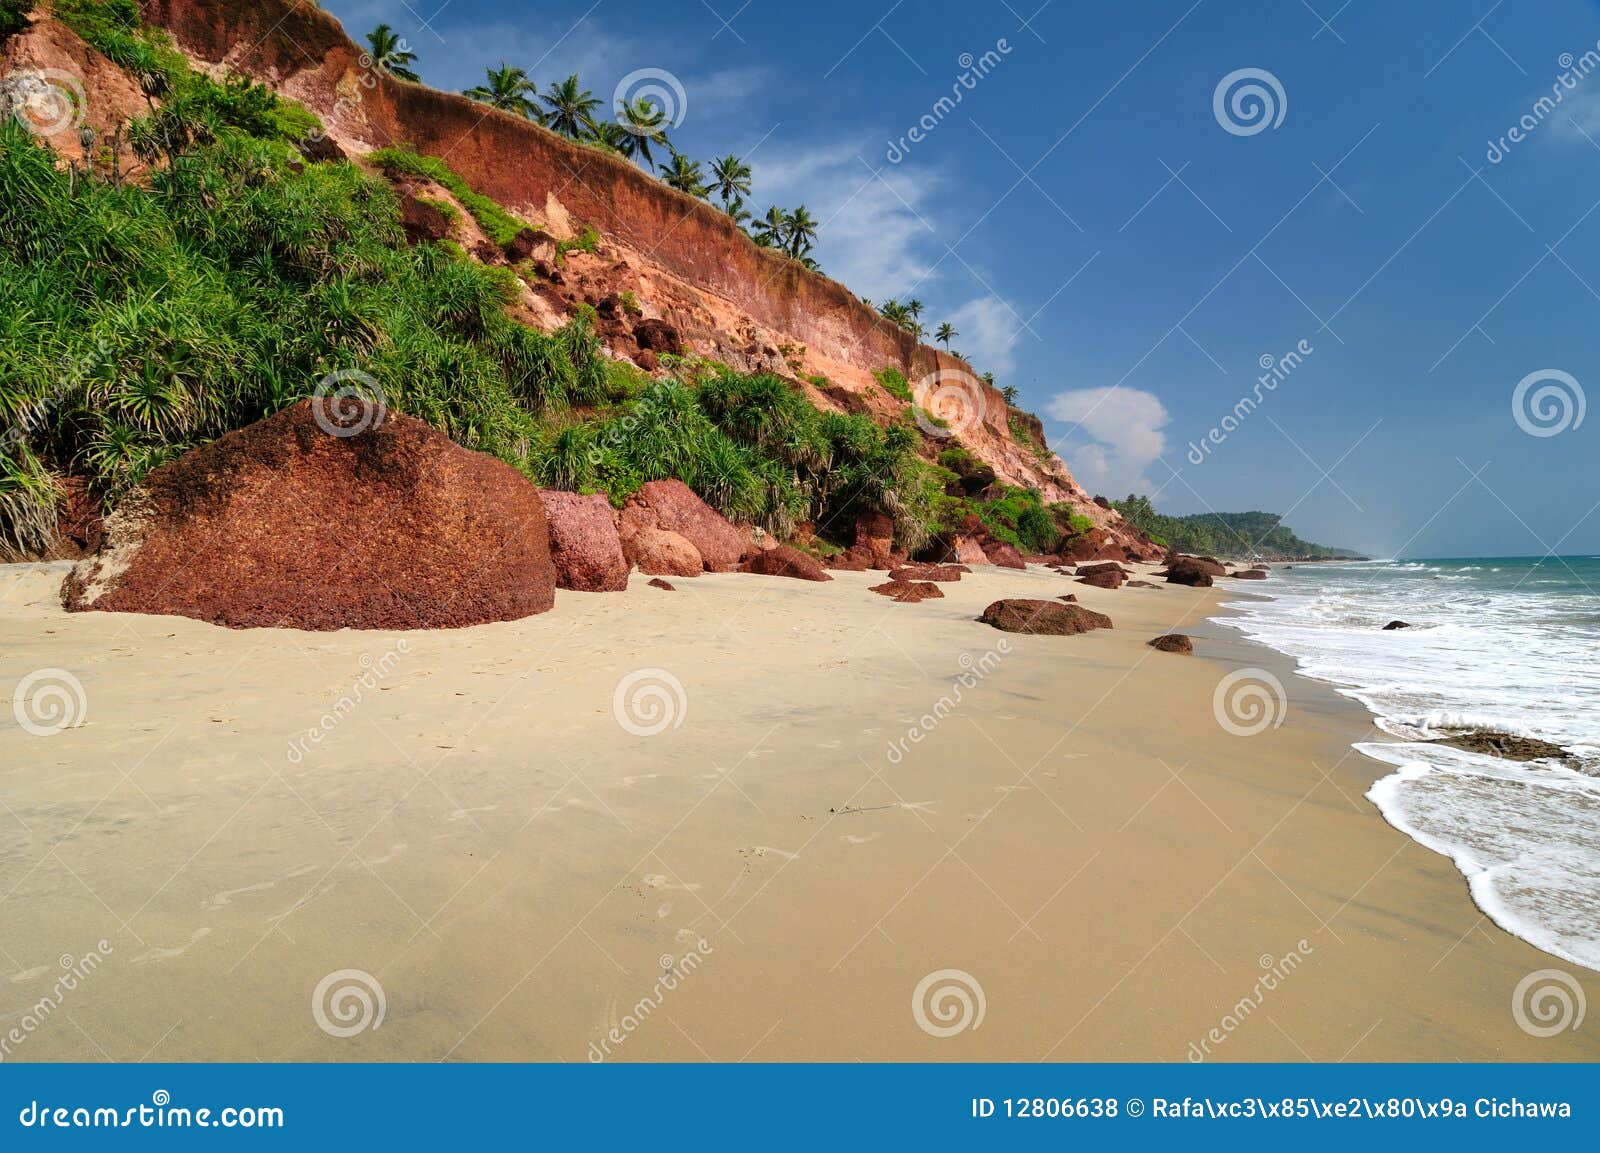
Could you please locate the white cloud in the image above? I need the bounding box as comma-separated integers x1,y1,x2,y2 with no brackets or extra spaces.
1044,386,1170,495
752,140,941,301
945,296,1021,375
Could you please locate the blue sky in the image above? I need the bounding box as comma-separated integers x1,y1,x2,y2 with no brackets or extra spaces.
319,0,1600,558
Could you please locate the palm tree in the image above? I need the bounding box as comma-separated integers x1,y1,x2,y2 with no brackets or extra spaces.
878,299,912,331
709,153,752,208
583,119,632,153
753,205,787,248
366,25,420,83
464,64,541,121
935,322,957,347
783,205,818,259
906,298,924,322
541,74,601,138
616,98,670,170
662,151,709,197
1001,385,1020,405
724,195,752,227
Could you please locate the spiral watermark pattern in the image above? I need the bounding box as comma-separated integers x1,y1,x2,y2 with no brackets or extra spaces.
12,668,87,737
612,668,687,736
912,368,987,439
911,968,986,1038
312,969,386,1038
1,69,88,140
1511,969,1586,1037
1512,369,1585,438
312,369,387,438
1213,68,1287,137
613,68,687,134
1211,668,1287,737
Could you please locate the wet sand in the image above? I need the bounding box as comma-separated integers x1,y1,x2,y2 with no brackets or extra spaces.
1,560,1593,1062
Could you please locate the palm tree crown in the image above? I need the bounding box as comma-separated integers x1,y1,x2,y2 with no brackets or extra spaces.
662,151,709,197
709,153,752,207
541,74,602,138
783,205,818,259
935,322,957,346
616,98,670,170
464,64,542,122
366,25,420,83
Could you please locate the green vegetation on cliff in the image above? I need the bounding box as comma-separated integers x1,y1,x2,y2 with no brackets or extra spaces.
0,0,1080,563
1109,496,1360,558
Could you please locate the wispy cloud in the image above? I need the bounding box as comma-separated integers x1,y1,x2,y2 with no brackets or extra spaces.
945,296,1021,375
1044,386,1170,496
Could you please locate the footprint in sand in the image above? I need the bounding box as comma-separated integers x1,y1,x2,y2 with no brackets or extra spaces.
818,740,842,749
131,928,211,965
641,874,702,893
840,832,883,846
203,881,276,910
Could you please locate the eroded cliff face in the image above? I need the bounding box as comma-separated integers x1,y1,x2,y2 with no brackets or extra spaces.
127,0,1148,550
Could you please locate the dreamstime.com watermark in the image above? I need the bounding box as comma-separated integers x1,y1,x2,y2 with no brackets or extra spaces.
886,641,1011,765
11,668,88,737
1213,68,1286,137
1186,939,1315,1061
16,1091,282,1130
587,938,714,1061
1,68,87,140
312,969,386,1038
1212,668,1287,737
885,39,1014,164
0,942,113,1062
912,968,986,1038
293,44,405,159
1511,369,1585,438
1511,969,1586,1038
1187,339,1314,466
612,68,687,135
312,368,387,438
612,667,687,736
1,340,114,456
912,367,990,439
285,641,411,764
1487,46,1600,164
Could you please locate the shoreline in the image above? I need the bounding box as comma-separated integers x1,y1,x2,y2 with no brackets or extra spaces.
1,560,1594,1061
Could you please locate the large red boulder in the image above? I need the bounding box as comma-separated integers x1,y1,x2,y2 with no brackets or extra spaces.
539,490,627,592
62,399,555,630
889,564,964,583
623,525,703,577
740,546,832,581
1163,556,1220,587
851,510,896,569
621,479,745,571
981,539,1027,569
978,599,1112,635
870,580,944,602
1076,568,1125,589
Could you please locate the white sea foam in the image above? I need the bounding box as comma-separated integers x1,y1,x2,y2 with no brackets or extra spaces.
1216,558,1600,972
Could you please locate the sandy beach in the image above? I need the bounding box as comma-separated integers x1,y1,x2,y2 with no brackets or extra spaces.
1,560,1593,1062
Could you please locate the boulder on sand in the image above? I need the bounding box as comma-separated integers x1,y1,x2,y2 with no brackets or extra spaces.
1076,567,1125,589
849,510,897,569
539,490,627,592
623,525,702,577
620,479,745,572
62,399,555,630
1229,568,1267,580
648,578,677,591
1162,557,1216,587
979,599,1112,635
1382,620,1411,630
740,545,832,581
1076,561,1130,578
1148,634,1193,654
889,564,964,583
870,579,944,602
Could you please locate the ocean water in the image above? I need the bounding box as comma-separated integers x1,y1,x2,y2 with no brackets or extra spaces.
1215,557,1600,972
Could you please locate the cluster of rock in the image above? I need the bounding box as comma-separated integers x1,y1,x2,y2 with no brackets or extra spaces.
60,403,1222,637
